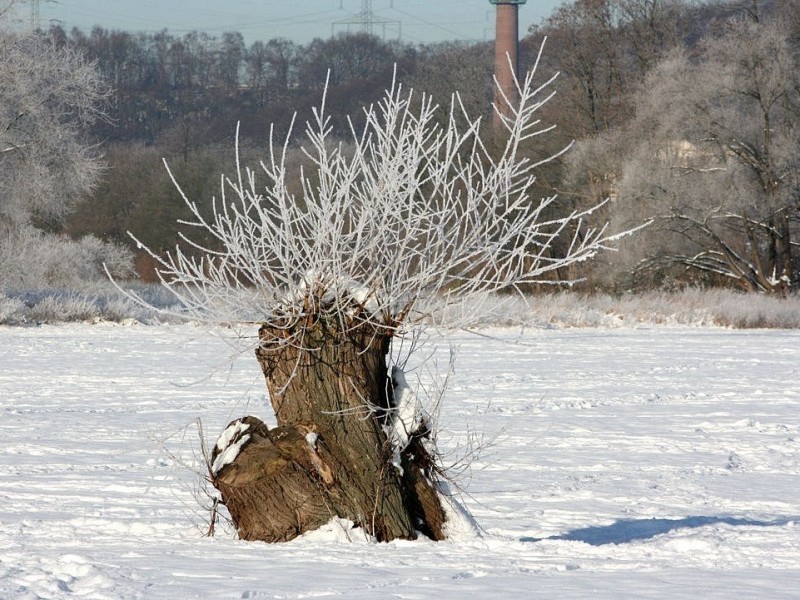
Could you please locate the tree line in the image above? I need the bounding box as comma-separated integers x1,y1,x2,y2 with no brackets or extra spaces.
49,25,427,145
3,0,800,294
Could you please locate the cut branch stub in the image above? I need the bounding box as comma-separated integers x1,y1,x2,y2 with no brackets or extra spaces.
212,416,336,542
256,318,396,427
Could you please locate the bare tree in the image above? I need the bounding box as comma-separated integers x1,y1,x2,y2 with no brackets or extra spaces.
408,41,493,130
570,16,800,292
530,0,625,136
616,0,693,73
263,38,297,99
0,31,110,229
126,47,630,543
0,30,124,288
215,32,245,93
529,0,693,138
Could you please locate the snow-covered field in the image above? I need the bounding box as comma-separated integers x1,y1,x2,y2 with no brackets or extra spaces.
2,323,799,599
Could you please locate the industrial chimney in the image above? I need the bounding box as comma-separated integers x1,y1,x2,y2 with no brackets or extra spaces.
490,0,527,132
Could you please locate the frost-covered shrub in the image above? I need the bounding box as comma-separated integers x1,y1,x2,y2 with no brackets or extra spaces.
67,234,135,284
95,296,142,323
0,284,185,325
2,285,797,328
439,288,800,329
92,286,185,323
0,292,24,323
0,226,134,290
706,290,800,329
25,293,100,323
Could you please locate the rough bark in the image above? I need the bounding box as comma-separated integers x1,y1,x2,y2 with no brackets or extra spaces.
211,316,447,542
212,417,335,542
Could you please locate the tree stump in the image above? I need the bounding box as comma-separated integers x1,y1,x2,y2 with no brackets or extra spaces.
210,316,447,542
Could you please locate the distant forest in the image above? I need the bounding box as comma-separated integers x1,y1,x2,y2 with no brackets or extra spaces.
43,0,800,293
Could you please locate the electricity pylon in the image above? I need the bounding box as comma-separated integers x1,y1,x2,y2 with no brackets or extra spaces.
332,0,400,39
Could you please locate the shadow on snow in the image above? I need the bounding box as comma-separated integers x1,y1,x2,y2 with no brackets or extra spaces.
522,516,798,546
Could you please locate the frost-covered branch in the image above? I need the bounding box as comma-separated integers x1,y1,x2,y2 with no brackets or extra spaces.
129,47,629,333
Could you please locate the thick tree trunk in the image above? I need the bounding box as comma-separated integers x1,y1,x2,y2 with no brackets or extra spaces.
211,317,447,542
775,210,794,294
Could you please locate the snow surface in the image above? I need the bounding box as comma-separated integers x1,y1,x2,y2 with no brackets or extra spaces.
304,431,318,450
2,323,800,598
389,366,422,448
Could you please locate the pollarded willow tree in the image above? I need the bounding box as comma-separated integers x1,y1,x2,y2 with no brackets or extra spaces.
130,48,627,543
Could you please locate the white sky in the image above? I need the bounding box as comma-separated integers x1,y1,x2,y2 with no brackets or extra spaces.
13,0,562,44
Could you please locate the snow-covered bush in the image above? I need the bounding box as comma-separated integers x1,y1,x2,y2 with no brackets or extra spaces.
496,288,800,329
0,284,184,325
24,293,100,323
0,226,134,291
0,292,24,322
